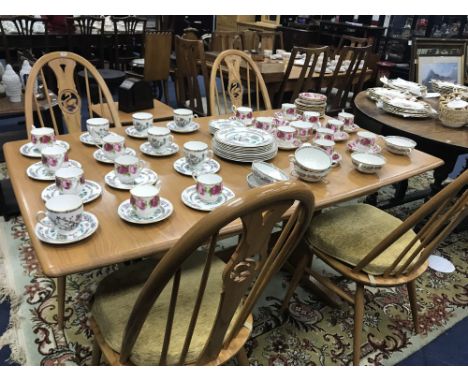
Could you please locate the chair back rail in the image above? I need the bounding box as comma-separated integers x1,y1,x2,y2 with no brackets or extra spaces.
143,31,172,82
259,31,284,51
209,49,272,116
24,51,121,138
118,182,315,365
210,31,242,51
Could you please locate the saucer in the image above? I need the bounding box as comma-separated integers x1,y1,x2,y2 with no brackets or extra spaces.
79,132,99,145
277,140,301,150
167,121,200,133
343,124,360,133
20,140,70,158
35,211,99,244
246,172,268,188
118,197,173,224
347,141,382,154
173,157,220,176
104,168,159,190
93,147,137,164
333,131,350,142
125,126,148,139
27,160,82,181
140,142,179,157
41,180,102,204
181,185,235,212
274,111,302,122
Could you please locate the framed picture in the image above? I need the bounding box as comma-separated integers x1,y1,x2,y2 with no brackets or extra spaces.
410,38,467,86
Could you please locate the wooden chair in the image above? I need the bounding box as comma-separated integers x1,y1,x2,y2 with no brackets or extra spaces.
240,30,259,51
336,35,372,59
24,51,121,138
181,27,199,41
259,31,284,51
175,35,210,116
209,49,272,116
275,46,330,107
111,16,147,71
89,181,315,366
210,31,242,51
283,170,468,365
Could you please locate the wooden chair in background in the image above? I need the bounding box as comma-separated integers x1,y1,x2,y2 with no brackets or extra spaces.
336,34,373,59
259,31,284,51
181,27,200,41
89,181,315,365
24,51,121,138
209,49,272,116
275,46,330,107
240,30,260,51
210,31,242,51
283,170,468,365
175,35,210,116
111,16,147,71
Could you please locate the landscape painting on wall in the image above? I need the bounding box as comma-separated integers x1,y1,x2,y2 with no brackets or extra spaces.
417,55,464,86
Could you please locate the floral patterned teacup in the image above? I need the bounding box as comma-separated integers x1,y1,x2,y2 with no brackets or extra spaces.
338,111,355,127
173,108,194,128
86,118,110,144
41,144,69,174
193,172,223,204
36,194,83,234
183,141,213,169
233,106,253,126
114,155,148,184
313,138,335,156
31,127,56,151
132,112,153,132
281,103,297,120
55,167,85,195
97,133,126,161
147,127,173,150
356,131,377,148
277,126,299,146
326,118,345,133
303,111,321,127
130,183,162,219
315,127,335,141
290,121,314,142
254,117,275,134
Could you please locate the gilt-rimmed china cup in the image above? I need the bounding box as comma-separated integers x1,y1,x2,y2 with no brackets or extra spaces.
193,172,223,204
277,126,297,145
254,116,275,134
351,152,386,174
233,106,253,126
357,131,377,148
55,167,85,195
315,127,335,141
114,155,148,184
130,183,162,219
31,127,56,151
303,111,321,126
338,111,355,126
132,112,153,132
41,145,69,174
326,118,345,133
290,121,314,142
86,118,110,144
147,127,173,150
281,103,297,120
313,138,335,156
183,141,213,169
36,194,83,234
173,108,194,128
97,133,126,161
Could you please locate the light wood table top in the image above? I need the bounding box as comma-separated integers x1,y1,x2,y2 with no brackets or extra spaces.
4,110,443,278
90,99,174,126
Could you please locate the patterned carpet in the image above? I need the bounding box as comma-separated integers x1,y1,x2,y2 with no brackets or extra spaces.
0,163,467,365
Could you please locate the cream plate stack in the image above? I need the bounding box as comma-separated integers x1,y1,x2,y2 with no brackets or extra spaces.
212,127,277,163
366,87,411,102
430,79,468,95
380,76,427,97
294,92,327,118
380,97,435,118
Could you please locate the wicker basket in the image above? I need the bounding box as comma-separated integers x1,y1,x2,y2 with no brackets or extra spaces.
439,92,468,128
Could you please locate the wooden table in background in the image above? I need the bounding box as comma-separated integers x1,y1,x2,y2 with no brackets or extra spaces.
4,110,443,328
90,99,174,126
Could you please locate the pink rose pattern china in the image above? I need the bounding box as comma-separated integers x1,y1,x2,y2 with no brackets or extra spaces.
32,134,55,145
55,174,85,191
130,194,160,210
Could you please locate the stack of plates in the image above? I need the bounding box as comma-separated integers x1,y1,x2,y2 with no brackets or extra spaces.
366,87,411,102
380,76,427,97
208,119,244,135
294,92,327,117
212,127,277,163
380,97,435,118
431,79,468,95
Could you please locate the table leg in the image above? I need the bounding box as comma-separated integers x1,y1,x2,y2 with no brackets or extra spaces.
57,276,66,330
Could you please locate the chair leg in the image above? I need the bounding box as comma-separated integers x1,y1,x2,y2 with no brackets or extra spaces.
236,347,249,366
57,276,66,330
353,284,365,366
163,80,170,104
91,339,102,366
281,247,311,314
406,281,419,334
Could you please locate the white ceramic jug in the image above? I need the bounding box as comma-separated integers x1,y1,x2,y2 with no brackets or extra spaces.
3,64,22,102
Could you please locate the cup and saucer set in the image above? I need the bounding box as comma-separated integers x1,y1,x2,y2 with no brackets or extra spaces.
20,127,70,158
173,141,220,176
337,111,360,134
181,171,235,212
140,126,179,157
347,131,382,155
104,155,159,190
125,112,153,139
247,161,289,188
273,103,303,125
325,118,349,142
118,180,174,225
80,117,110,145
93,133,136,164
35,194,99,245
167,108,200,133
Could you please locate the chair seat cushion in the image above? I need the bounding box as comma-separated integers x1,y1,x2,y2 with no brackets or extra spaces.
307,204,420,275
91,254,227,365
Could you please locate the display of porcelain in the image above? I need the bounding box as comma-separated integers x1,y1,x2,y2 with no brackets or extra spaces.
351,152,386,174
208,119,244,135
42,180,102,204
3,64,22,102
347,140,382,154
380,76,427,97
104,168,159,190
273,111,302,123
27,160,82,181
181,185,235,212
383,135,417,155
118,197,173,224
125,126,149,139
173,157,220,176
93,147,136,164
167,121,200,133
251,161,289,184
366,87,411,101
140,142,179,157
20,140,69,158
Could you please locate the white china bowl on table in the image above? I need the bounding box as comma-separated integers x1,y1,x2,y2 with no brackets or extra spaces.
383,136,417,155
289,145,332,182
351,152,386,174
251,161,289,184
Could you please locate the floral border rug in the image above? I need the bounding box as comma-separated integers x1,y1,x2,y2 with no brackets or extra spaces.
0,167,467,365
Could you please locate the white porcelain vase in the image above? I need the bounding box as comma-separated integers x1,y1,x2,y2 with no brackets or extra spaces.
3,64,22,103
19,60,38,94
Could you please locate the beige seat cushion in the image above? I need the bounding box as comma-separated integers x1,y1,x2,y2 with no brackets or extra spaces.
91,254,227,365
307,204,420,276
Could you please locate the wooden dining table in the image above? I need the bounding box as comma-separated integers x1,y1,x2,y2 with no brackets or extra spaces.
3,110,444,329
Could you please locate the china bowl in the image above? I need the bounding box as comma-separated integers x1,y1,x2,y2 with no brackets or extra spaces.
251,161,289,184
291,145,332,173
351,152,386,174
292,162,331,182
384,135,417,155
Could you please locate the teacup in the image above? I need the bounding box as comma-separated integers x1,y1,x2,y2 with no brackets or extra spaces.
98,133,126,161
147,127,173,150
132,112,153,132
313,138,335,156
55,167,85,195
173,108,194,128
276,126,298,146
281,103,296,120
184,141,213,169
114,155,148,184
130,183,162,219
290,121,314,142
31,127,56,151
86,118,110,144
303,111,321,126
233,106,253,126
356,131,377,148
315,127,335,141
338,111,355,127
36,194,83,234
41,145,69,174
326,118,344,133
193,172,223,204
254,116,275,134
